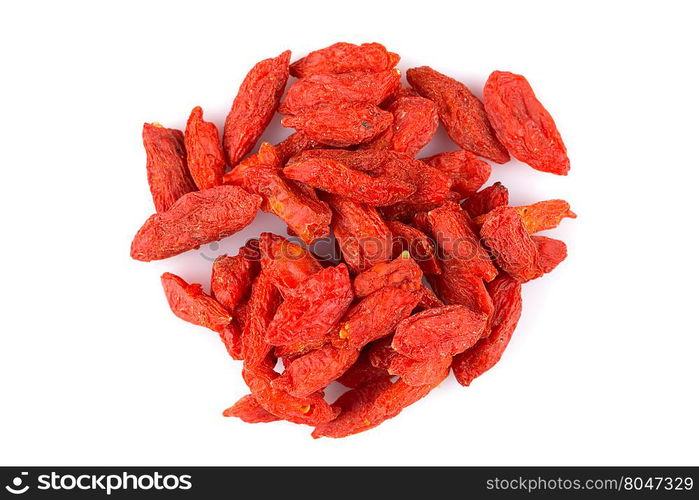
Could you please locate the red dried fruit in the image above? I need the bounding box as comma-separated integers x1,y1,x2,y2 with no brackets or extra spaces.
325,194,393,273
260,233,322,297
283,158,415,206
282,102,393,147
312,370,447,439
130,186,262,262
294,149,452,205
430,260,494,318
423,150,491,198
290,42,399,78
387,220,441,275
407,66,509,163
266,264,353,346
426,202,498,282
461,182,509,218
333,287,421,350
337,346,391,388
513,200,577,234
272,345,359,397
533,236,568,274
416,284,445,311
219,321,244,360
211,240,260,314
275,132,317,163
142,123,196,213
388,353,452,386
352,252,422,298
243,365,337,426
184,106,225,190
223,394,281,423
225,148,331,244
479,206,543,282
241,272,281,368
161,272,232,333
452,275,522,386
274,338,327,360
367,336,398,370
483,71,569,175
364,96,439,156
392,305,488,360
280,69,401,115
223,50,290,166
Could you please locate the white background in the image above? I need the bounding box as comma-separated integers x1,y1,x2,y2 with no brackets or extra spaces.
1,0,697,466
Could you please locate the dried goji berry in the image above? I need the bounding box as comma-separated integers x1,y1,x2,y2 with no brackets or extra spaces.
387,220,441,275
483,71,569,175
388,353,452,387
337,345,391,389
272,345,359,397
513,199,577,234
452,275,522,386
290,42,399,78
274,338,328,360
283,157,416,206
333,287,421,350
130,186,262,262
243,365,337,426
240,272,281,369
533,236,567,274
352,251,422,298
260,232,322,298
461,182,509,218
274,132,317,163
479,206,543,282
416,284,445,311
281,102,393,147
225,150,331,244
223,394,281,423
223,50,290,166
429,260,494,318
363,95,439,156
142,123,196,213
211,239,260,314
407,66,509,163
161,272,232,333
219,320,244,360
294,149,452,205
423,150,491,198
325,193,393,273
367,336,397,370
265,264,353,346
392,305,488,360
280,69,401,115
184,106,225,190
312,370,447,438
426,202,498,282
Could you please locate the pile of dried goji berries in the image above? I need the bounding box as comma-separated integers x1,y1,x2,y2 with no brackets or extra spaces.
131,42,575,438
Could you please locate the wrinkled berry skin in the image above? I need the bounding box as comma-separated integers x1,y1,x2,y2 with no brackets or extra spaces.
483,71,569,175
184,106,225,190
479,206,543,283
423,150,491,198
452,275,522,386
533,236,568,274
223,394,280,423
280,69,401,115
142,123,196,213
462,182,509,218
407,66,509,163
223,50,291,166
281,102,393,147
290,42,399,78
161,272,232,333
392,305,488,361
130,186,262,262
